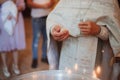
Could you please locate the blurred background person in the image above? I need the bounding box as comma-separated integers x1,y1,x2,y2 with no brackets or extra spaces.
0,0,26,77
27,0,54,68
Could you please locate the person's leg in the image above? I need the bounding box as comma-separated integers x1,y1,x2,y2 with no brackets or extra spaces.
12,50,20,75
31,18,41,68
41,17,47,63
1,53,10,77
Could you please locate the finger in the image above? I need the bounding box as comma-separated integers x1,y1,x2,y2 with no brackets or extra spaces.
54,30,69,41
52,32,65,40
52,26,63,36
80,28,90,35
53,34,66,41
79,26,87,29
60,29,68,35
80,28,90,32
56,31,68,39
60,34,69,41
79,25,90,30
53,36,61,40
79,22,88,26
52,30,68,38
52,27,59,34
81,31,90,35
54,25,61,32
58,33,69,41
52,31,63,37
52,29,69,41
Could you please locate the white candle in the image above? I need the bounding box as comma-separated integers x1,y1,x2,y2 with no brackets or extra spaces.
67,69,72,75
74,63,78,72
92,66,101,80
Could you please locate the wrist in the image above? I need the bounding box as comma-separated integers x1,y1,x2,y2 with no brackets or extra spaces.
97,26,109,40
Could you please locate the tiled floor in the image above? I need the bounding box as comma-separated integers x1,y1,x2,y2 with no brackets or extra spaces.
0,17,49,80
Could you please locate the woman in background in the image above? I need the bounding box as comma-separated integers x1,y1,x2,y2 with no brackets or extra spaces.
0,0,26,77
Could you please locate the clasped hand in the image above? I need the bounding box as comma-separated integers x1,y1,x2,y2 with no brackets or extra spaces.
78,21,100,36
51,25,69,41
51,21,100,41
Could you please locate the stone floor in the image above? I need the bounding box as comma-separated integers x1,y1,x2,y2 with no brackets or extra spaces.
0,17,49,80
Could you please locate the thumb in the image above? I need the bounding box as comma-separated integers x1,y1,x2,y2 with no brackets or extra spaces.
54,25,61,32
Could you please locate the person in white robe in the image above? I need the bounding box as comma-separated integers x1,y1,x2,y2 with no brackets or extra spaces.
46,0,120,80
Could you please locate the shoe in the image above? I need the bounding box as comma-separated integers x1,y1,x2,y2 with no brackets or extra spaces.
3,67,10,77
41,58,48,64
31,59,38,68
12,64,20,75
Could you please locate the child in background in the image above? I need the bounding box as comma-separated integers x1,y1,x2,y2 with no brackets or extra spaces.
0,0,26,77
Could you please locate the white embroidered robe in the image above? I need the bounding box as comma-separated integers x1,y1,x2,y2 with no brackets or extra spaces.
47,0,120,79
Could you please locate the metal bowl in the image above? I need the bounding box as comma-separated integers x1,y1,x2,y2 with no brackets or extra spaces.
11,70,81,80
